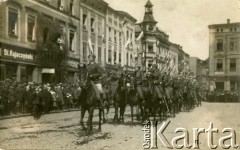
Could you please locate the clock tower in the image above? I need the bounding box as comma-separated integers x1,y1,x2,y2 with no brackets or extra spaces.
142,0,157,32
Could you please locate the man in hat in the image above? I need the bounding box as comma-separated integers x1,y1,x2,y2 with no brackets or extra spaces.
87,53,105,107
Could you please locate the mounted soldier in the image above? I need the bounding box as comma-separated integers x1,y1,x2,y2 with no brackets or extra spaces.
86,53,105,108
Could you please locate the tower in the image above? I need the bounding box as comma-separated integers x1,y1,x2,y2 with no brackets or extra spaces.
142,0,157,32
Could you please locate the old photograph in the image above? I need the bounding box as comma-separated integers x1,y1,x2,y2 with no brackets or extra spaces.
0,0,240,149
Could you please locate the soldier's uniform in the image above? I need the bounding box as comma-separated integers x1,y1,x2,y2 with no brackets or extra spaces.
86,54,105,103
109,65,122,99
135,68,144,99
149,64,163,99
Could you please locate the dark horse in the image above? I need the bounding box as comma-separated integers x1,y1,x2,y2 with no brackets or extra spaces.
128,76,151,123
79,82,103,133
79,68,103,133
112,75,127,123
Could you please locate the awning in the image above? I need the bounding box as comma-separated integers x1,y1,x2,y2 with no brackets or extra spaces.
42,68,55,74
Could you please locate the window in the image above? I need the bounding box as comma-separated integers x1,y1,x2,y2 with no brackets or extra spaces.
216,39,223,51
148,60,153,67
69,30,75,51
230,38,237,51
83,42,87,60
119,32,122,45
82,14,87,29
43,28,49,44
148,43,153,53
27,15,36,41
98,47,101,63
215,82,224,91
8,8,18,36
119,53,121,63
90,18,95,33
57,0,62,10
70,0,74,15
230,58,236,72
108,27,111,41
114,52,117,63
216,59,223,71
108,50,112,63
98,19,102,36
114,30,117,43
230,81,236,91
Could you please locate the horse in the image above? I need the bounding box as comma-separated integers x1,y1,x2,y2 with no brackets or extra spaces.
79,67,103,133
79,81,103,133
111,75,127,123
128,76,151,123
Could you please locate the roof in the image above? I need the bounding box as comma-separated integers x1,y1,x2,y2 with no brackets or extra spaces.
208,22,240,28
142,14,157,23
115,11,137,22
145,0,153,7
135,24,142,32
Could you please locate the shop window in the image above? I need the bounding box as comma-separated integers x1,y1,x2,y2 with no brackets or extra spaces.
0,65,6,80
27,15,36,42
230,81,236,91
230,58,236,72
215,82,224,91
8,8,18,36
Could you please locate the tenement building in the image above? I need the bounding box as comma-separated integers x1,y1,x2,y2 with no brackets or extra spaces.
0,0,80,83
208,19,240,91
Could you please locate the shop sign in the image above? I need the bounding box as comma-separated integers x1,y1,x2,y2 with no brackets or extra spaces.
42,68,55,74
1,48,34,61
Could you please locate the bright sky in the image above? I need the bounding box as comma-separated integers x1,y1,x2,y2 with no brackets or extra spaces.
105,0,240,60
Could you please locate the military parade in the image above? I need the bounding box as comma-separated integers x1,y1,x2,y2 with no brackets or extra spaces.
0,52,207,129
0,0,240,149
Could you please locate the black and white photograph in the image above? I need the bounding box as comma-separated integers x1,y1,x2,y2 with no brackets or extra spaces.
0,0,240,149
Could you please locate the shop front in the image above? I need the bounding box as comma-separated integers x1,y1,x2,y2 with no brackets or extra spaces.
0,43,40,82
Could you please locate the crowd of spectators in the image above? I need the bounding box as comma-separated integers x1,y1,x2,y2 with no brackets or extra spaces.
0,78,81,117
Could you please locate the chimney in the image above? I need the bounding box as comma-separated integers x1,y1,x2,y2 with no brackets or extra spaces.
227,19,230,24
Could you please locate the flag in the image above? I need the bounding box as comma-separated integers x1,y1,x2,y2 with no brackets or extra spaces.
125,38,131,48
136,31,144,41
88,38,93,54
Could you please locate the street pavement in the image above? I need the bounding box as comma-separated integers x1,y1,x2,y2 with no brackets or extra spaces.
0,102,240,150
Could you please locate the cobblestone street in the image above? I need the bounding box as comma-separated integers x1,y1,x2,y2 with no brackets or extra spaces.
0,102,239,150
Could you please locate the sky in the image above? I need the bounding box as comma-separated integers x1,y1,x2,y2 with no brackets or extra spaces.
104,0,240,60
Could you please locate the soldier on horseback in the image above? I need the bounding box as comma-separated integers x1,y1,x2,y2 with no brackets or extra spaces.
86,54,105,108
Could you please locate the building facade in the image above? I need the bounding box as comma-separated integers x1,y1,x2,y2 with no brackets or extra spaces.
0,0,80,83
189,57,208,86
135,0,176,72
0,0,137,83
208,19,240,91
